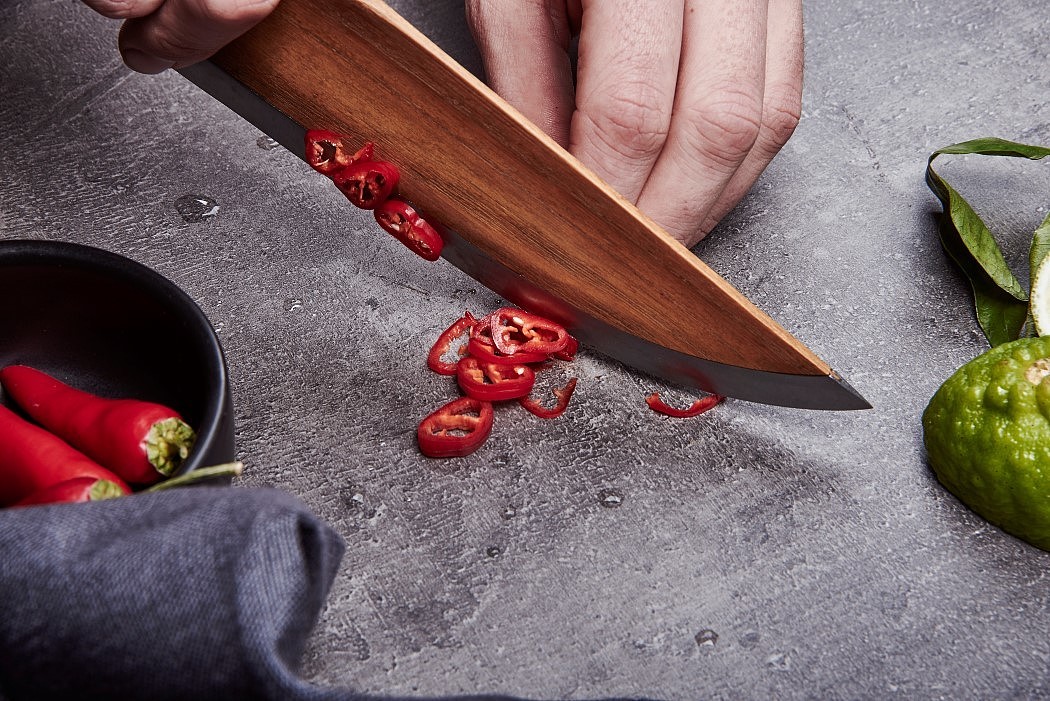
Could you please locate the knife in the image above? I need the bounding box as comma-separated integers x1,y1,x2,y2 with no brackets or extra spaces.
179,0,869,411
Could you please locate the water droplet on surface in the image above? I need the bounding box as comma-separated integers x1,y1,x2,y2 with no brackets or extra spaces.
766,652,790,671
500,505,517,520
486,546,502,558
283,298,304,312
338,485,376,518
256,135,281,150
174,194,219,222
598,488,624,508
695,629,718,648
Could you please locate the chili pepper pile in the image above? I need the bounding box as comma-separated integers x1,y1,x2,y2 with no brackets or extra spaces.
0,365,239,508
418,307,580,458
306,130,444,261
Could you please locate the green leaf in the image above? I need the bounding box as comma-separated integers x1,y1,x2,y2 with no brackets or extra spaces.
926,137,1050,346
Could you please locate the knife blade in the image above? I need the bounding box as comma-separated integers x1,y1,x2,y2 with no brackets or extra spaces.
179,0,870,410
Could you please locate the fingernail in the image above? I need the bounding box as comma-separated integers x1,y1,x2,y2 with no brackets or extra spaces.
122,49,176,74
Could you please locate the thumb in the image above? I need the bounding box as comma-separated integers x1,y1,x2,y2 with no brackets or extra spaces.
118,0,279,74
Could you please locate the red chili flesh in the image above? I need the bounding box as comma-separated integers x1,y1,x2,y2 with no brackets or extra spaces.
520,377,578,419
332,159,400,210
374,198,445,261
456,357,536,402
15,476,129,507
427,312,478,375
469,319,549,364
417,396,494,458
645,392,724,418
0,365,197,485
0,403,129,505
305,130,374,175
489,307,570,356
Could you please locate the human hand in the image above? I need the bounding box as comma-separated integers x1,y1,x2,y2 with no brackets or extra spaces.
465,0,804,247
80,0,279,74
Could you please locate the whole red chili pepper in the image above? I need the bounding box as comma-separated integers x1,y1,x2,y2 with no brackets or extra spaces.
14,476,129,507
374,198,445,261
0,403,130,505
489,307,570,357
304,130,374,175
417,396,494,458
519,377,577,419
456,356,536,402
332,159,400,210
427,312,478,375
645,392,724,418
0,365,197,485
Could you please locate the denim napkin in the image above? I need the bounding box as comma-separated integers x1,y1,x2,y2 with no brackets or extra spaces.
0,486,348,700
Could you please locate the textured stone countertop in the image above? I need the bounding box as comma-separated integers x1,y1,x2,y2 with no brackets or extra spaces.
3,1,1050,698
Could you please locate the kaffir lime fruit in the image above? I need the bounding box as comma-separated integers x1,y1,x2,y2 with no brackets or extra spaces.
922,336,1050,551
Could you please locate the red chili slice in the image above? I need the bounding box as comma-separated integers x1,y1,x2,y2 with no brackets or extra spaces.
456,356,535,402
645,392,724,418
304,130,374,175
490,307,569,356
417,396,494,458
467,328,550,365
427,312,478,376
552,333,579,361
519,377,577,419
374,198,445,261
332,159,400,210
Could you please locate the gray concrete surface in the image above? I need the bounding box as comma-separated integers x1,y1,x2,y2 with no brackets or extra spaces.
3,1,1050,699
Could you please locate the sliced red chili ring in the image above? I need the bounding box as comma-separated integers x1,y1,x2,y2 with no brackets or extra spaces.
427,312,478,376
489,307,569,356
305,130,374,175
519,377,577,419
552,333,579,361
332,159,400,210
417,396,494,458
456,356,535,402
374,198,445,261
467,334,549,365
645,392,724,418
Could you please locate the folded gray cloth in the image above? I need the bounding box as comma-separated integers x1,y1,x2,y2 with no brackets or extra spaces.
0,486,347,700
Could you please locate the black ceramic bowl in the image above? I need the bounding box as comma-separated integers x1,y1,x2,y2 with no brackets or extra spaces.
0,240,235,477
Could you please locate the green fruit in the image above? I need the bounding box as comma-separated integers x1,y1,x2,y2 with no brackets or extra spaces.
922,336,1050,551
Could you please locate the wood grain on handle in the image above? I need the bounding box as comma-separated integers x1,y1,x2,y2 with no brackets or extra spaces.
213,0,830,376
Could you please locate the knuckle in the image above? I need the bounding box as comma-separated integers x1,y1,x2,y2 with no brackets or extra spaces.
146,25,204,59
680,86,764,169
582,86,672,161
759,85,802,151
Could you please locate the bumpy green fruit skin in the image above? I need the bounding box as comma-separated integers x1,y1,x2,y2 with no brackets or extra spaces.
923,337,1050,552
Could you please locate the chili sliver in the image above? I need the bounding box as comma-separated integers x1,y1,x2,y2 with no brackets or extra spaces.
520,377,577,419
489,307,570,356
456,357,535,402
375,198,445,261
427,312,478,375
645,392,724,418
417,396,494,458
